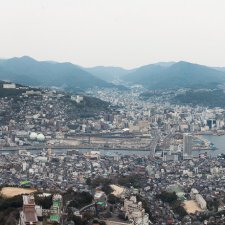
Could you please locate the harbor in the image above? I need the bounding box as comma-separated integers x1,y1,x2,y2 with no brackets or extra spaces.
192,135,217,151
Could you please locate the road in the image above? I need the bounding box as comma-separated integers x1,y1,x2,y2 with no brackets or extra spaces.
160,128,176,149
148,128,161,157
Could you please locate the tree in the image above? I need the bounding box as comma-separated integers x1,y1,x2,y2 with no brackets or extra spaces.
91,178,113,195
65,191,93,209
157,191,177,203
86,177,92,186
118,174,142,188
34,194,52,209
107,194,120,204
70,215,84,225
173,205,187,218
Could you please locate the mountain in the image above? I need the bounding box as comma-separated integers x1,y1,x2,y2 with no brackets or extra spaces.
85,66,131,82
0,56,115,91
214,67,225,73
154,62,175,67
173,89,225,108
123,61,225,89
1,57,225,91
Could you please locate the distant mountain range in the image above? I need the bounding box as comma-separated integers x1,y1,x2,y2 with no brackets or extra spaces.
0,56,115,92
213,67,225,73
1,56,225,91
86,61,225,90
122,61,225,89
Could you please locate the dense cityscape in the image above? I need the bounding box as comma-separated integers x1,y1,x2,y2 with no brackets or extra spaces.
1,1,225,224
1,82,225,224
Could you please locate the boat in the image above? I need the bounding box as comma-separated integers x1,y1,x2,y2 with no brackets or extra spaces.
210,143,217,150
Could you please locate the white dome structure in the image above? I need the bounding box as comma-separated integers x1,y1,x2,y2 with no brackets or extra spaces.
37,133,45,142
29,132,37,140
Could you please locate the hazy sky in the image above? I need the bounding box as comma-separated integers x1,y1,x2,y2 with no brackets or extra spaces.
0,0,225,68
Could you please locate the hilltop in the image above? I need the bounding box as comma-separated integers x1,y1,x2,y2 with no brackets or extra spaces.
1,57,225,91
122,61,225,89
0,81,110,121
0,56,115,92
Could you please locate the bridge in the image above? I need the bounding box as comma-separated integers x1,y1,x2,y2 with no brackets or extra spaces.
79,203,95,213
147,129,161,157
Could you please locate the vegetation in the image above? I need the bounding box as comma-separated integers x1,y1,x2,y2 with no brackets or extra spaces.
0,83,110,120
63,189,93,209
34,193,53,209
173,89,225,107
157,191,187,219
118,174,143,188
0,82,32,98
69,96,109,118
0,194,23,211
0,88,25,98
107,194,121,204
0,194,22,225
53,94,110,119
90,177,113,195
172,201,187,218
157,191,177,203
0,56,115,91
68,215,86,225
123,61,225,89
67,212,95,225
139,92,162,100
207,198,220,212
0,189,94,224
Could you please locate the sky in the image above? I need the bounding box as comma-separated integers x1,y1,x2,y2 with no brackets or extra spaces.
0,0,225,69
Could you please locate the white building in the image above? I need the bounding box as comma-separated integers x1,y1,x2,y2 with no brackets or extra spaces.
190,188,199,200
196,194,207,210
123,196,150,225
22,162,27,172
71,95,84,103
3,83,16,89
210,166,219,175
190,188,207,210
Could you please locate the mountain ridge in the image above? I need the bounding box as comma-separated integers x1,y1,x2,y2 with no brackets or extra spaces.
0,56,115,91
1,56,225,90
122,61,225,89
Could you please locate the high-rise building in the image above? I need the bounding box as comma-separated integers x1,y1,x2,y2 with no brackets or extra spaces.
207,119,216,129
123,196,150,225
183,133,192,159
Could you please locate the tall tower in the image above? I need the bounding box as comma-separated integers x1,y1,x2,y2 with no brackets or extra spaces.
183,133,192,159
